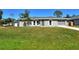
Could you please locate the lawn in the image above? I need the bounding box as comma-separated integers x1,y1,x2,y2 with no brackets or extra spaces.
74,26,79,28
0,27,79,50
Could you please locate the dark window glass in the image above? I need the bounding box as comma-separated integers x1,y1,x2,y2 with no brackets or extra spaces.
49,21,51,25
34,21,35,25
37,21,40,25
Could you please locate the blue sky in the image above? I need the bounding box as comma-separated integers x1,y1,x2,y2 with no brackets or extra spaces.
2,9,79,19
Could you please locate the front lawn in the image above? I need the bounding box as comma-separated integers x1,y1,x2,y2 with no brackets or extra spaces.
0,27,79,50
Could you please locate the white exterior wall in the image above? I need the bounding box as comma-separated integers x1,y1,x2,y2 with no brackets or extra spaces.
44,21,50,26
51,21,58,26
30,21,34,26
58,21,65,26
52,21,68,26
35,21,37,26
16,20,69,27
43,21,67,27
65,21,68,26
14,23,18,27
40,21,43,26
19,21,24,27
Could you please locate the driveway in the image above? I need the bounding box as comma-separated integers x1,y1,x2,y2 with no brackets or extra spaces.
57,25,79,31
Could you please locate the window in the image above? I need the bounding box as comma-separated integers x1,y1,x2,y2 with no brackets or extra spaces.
49,21,52,25
33,21,35,25
37,21,40,25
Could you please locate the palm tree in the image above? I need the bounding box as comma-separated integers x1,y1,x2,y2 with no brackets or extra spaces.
54,10,63,18
0,9,3,20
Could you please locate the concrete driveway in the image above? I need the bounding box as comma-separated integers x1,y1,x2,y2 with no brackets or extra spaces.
57,26,79,31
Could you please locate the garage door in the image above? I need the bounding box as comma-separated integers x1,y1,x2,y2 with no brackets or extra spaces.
58,21,65,25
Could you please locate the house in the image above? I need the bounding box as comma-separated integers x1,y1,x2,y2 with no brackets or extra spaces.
14,17,79,27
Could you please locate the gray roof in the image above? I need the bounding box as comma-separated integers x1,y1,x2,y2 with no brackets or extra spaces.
19,17,79,21
30,17,71,20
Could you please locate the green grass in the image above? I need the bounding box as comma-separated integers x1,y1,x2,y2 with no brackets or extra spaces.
0,27,79,50
74,26,79,28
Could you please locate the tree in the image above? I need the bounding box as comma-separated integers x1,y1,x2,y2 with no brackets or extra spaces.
5,18,15,26
20,9,29,18
7,18,14,22
0,9,3,20
0,9,3,26
72,14,76,17
53,10,63,18
65,14,71,18
0,20,4,25
20,9,31,25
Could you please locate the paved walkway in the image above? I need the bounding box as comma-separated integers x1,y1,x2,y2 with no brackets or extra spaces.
57,26,79,31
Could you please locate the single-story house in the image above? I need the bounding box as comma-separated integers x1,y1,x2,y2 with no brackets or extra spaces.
14,17,79,27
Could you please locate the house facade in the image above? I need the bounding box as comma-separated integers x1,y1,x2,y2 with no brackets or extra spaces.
14,17,79,27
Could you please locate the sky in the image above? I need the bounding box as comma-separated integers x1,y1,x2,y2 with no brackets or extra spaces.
2,9,79,19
